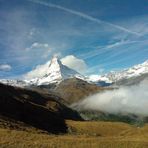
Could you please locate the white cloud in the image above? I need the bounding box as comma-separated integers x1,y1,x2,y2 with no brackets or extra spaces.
28,28,38,38
25,42,52,59
25,42,50,51
73,79,148,116
61,55,87,73
24,55,87,79
0,64,12,71
24,60,51,79
88,75,101,82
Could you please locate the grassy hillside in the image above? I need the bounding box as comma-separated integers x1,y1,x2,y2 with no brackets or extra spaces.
0,120,148,148
1,82,148,147
0,83,82,133
53,78,105,104
0,115,46,134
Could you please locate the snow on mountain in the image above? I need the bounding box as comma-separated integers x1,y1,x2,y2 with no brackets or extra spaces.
24,60,51,80
88,75,112,83
1,58,148,87
0,56,85,87
33,56,85,85
0,79,28,87
88,60,148,84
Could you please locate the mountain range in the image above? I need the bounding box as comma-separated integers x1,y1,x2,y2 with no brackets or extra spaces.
88,60,148,86
0,56,148,131
0,57,148,87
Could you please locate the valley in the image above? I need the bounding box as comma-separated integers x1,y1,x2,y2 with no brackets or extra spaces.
0,120,148,148
0,57,148,147
1,0,148,147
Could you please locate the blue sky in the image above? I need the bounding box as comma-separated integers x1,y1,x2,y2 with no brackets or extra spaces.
0,0,148,78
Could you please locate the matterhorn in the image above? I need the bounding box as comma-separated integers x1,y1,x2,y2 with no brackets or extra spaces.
33,56,84,85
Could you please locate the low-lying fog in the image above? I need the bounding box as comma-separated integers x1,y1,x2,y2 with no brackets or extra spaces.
72,79,148,116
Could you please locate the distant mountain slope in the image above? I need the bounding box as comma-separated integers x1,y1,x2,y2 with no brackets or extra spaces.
1,59,148,87
0,79,27,87
51,78,105,104
89,60,148,85
0,83,82,133
114,73,148,86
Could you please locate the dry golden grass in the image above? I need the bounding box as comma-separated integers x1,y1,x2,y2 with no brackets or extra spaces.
66,120,133,136
0,120,148,148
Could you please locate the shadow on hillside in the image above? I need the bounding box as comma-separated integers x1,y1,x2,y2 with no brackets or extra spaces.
0,83,67,134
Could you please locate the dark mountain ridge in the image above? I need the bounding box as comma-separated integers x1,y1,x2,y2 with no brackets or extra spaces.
0,83,82,133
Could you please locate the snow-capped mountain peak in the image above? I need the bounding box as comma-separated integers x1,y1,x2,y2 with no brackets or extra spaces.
32,56,85,85
0,56,85,87
1,58,148,87
88,60,148,84
46,55,62,75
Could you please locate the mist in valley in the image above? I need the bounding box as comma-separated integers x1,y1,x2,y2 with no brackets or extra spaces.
72,79,148,117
